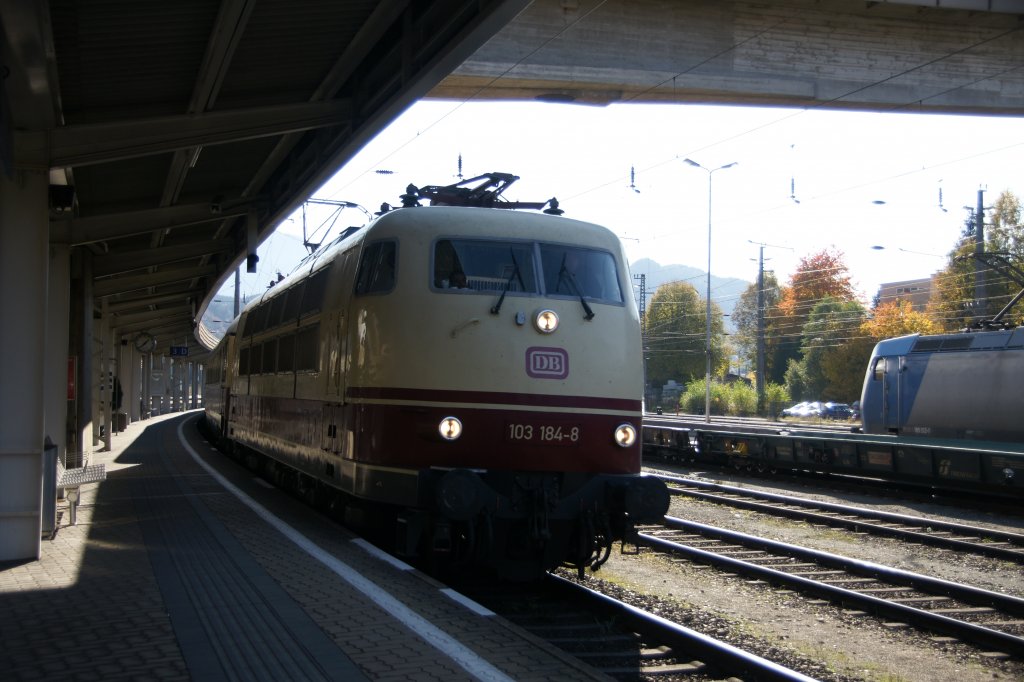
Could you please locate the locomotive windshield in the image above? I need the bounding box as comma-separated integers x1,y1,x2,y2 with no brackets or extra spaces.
540,245,623,304
433,238,623,304
434,239,538,293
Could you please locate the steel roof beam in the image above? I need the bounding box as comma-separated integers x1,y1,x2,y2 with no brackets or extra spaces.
93,265,216,298
111,305,192,328
51,202,253,246
28,99,353,169
106,291,194,314
94,239,234,278
160,0,257,210
116,314,194,337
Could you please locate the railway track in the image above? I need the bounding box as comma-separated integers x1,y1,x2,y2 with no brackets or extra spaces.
638,516,1024,658
653,473,1024,563
455,573,816,681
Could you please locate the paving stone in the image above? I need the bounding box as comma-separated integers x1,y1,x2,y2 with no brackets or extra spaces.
2,413,605,682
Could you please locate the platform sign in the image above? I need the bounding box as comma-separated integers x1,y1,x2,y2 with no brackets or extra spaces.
170,345,189,357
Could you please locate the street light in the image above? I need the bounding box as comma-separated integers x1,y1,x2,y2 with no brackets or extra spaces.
684,158,737,423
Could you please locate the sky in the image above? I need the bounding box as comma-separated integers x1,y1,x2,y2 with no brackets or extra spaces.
230,99,1023,308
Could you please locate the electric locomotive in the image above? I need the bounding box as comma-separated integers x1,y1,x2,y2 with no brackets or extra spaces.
860,326,1024,443
205,174,669,580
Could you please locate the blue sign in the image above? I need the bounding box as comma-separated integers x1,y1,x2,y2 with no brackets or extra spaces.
170,345,189,357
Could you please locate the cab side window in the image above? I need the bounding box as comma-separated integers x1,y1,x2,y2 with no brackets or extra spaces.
354,240,397,295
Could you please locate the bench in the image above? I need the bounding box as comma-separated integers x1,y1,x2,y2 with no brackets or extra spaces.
57,460,107,526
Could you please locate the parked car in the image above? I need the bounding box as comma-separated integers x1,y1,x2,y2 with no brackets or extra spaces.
805,401,824,418
780,401,828,419
780,401,809,418
781,401,822,418
821,402,853,420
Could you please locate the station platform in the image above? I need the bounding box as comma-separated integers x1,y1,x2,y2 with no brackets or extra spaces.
0,412,608,681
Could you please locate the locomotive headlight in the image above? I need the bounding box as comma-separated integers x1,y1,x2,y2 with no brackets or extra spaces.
535,309,559,333
439,416,463,441
614,423,637,448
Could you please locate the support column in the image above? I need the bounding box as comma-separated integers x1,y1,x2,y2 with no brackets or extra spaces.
174,359,182,411
142,352,151,418
45,244,71,467
100,302,112,450
75,252,94,467
155,355,166,414
120,338,135,426
0,167,48,561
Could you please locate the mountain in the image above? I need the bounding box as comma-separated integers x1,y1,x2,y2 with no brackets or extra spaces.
629,258,751,331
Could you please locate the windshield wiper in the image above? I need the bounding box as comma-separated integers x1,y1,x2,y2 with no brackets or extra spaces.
490,250,525,315
558,255,595,320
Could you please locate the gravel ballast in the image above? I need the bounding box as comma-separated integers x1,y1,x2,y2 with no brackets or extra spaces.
577,465,1024,681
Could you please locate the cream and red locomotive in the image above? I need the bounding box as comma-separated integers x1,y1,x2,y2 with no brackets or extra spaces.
204,174,668,579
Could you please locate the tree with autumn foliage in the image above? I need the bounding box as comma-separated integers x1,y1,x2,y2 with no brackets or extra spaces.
766,248,857,386
863,299,941,338
821,299,941,400
777,248,857,321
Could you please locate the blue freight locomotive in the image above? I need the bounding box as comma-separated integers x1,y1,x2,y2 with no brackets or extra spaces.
860,327,1024,443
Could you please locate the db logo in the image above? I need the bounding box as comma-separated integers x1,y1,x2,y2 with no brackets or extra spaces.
526,347,569,379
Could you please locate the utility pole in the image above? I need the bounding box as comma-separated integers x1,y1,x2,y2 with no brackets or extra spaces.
755,245,765,415
974,188,986,322
634,273,647,329
634,273,648,407
748,240,790,416
233,268,241,318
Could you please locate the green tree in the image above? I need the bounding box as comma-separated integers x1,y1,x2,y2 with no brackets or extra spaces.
990,191,1024,262
794,297,867,400
929,190,1024,330
820,337,874,402
763,382,791,418
731,270,781,384
783,359,811,401
643,281,726,396
678,379,758,417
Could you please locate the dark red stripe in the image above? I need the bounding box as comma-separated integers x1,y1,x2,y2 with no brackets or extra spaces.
345,386,641,412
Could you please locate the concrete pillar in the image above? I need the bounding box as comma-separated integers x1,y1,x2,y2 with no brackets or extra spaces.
120,340,135,426
45,244,71,467
155,355,166,414
191,362,200,409
100,302,112,451
75,252,94,467
0,167,48,561
90,300,101,448
129,348,139,422
142,352,151,417
172,359,181,411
